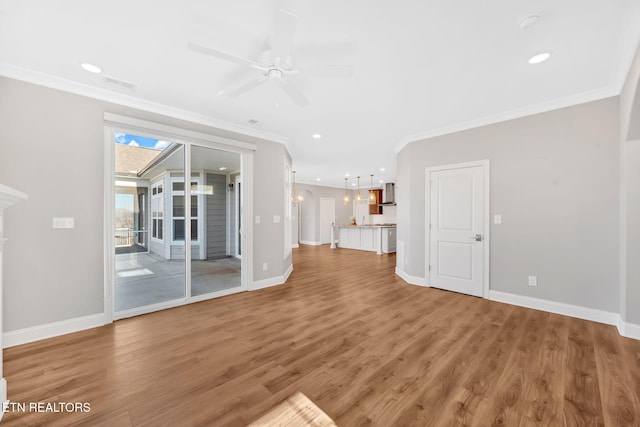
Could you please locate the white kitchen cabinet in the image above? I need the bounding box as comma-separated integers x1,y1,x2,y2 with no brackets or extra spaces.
337,225,396,254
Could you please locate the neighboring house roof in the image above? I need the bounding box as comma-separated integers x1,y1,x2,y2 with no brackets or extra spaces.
115,144,164,177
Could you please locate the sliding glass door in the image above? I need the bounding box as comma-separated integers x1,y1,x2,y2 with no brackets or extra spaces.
112,131,245,318
190,145,242,297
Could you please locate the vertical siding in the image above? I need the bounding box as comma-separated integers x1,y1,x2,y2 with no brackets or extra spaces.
206,173,228,259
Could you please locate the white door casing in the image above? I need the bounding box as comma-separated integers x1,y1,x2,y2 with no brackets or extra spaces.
427,161,489,297
319,197,336,244
235,176,242,259
104,114,255,322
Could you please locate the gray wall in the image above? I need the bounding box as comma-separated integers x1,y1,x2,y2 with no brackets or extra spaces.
621,42,640,324
0,76,290,331
205,172,227,259
397,97,620,313
252,140,290,281
623,142,640,323
295,183,354,244
299,189,315,243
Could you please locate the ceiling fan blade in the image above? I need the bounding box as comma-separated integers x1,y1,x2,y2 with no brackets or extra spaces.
188,42,260,68
301,64,354,79
270,9,299,60
226,77,269,98
277,78,310,107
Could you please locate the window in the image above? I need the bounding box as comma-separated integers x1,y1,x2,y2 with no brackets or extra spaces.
151,182,163,241
171,178,199,242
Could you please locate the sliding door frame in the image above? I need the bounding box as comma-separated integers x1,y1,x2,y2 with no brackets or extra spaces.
104,113,255,322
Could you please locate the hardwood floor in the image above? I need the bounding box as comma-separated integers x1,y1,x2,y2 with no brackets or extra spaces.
3,245,640,426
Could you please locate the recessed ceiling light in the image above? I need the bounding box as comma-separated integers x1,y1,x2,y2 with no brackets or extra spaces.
219,166,227,171
312,134,322,139
379,180,384,183
345,173,350,177
352,183,356,186
80,62,102,74
528,52,551,64
129,170,138,174
380,167,386,172
316,178,321,182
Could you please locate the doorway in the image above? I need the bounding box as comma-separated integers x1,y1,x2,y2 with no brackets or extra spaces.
319,198,336,244
426,161,490,297
107,118,252,320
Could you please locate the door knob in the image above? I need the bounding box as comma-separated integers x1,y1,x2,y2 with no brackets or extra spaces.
471,234,482,241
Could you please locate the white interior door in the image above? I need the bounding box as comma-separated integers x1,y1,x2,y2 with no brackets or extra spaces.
319,198,335,244
429,165,484,297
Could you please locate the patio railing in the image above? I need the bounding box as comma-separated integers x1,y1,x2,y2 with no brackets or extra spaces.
115,229,147,247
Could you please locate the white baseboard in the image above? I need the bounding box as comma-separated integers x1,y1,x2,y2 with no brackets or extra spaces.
299,240,322,246
3,313,106,348
395,267,428,287
489,290,619,325
250,264,293,291
283,263,293,283
617,317,640,340
292,243,299,249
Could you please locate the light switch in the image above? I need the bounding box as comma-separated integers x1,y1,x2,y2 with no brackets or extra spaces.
273,215,281,223
494,214,502,224
255,216,261,224
53,217,75,229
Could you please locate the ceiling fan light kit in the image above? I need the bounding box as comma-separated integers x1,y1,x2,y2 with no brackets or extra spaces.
188,9,352,108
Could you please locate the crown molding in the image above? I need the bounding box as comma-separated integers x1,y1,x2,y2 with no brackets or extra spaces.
394,85,618,153
0,63,293,151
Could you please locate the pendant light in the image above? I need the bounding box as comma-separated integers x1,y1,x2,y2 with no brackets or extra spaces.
343,177,350,205
356,176,362,202
369,174,376,205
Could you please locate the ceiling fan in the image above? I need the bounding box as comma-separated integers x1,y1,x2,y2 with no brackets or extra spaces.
188,9,353,108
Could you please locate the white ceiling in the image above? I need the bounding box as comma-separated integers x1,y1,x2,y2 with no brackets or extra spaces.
1,0,639,188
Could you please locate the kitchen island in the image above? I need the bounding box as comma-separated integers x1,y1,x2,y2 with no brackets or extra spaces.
337,224,396,254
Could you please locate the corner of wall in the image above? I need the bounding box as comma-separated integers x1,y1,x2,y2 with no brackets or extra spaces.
395,267,427,287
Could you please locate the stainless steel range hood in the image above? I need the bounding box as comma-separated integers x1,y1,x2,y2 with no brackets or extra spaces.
381,183,395,205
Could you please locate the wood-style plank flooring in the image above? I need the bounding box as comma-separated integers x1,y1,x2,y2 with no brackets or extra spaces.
3,245,640,426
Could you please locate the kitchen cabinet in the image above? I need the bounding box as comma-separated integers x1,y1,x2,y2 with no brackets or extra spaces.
368,189,382,215
337,225,396,254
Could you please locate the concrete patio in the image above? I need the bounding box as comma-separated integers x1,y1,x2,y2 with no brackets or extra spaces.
115,251,241,311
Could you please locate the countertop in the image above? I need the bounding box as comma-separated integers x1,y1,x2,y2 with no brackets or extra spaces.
337,224,397,228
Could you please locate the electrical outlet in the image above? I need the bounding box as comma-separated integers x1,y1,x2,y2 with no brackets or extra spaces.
528,275,537,286
494,214,502,224
255,216,261,224
262,262,268,271
273,215,280,223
